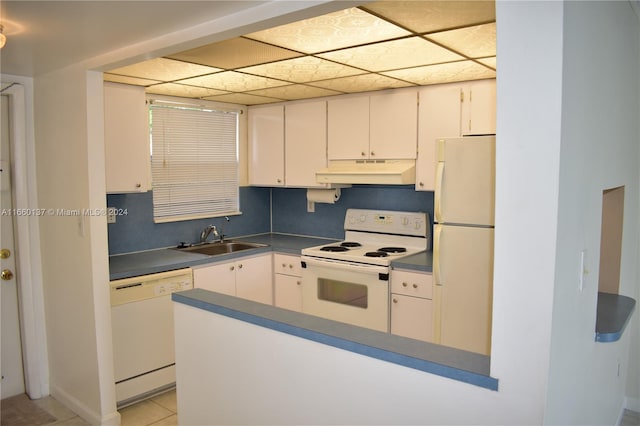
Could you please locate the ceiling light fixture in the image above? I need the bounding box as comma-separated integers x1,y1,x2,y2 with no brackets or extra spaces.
0,25,6,49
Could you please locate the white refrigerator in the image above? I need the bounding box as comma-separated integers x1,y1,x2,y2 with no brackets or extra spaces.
433,136,495,355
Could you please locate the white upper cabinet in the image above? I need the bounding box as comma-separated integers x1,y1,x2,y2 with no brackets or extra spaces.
369,90,418,159
327,96,369,160
328,90,418,161
416,79,496,191
284,101,328,188
104,82,150,193
248,105,285,186
249,102,328,188
461,80,497,136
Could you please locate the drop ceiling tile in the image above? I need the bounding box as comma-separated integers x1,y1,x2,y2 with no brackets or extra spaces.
248,84,342,101
310,73,414,93
318,37,464,72
382,61,496,85
106,58,220,81
177,71,288,92
476,56,496,69
167,37,302,69
203,93,283,105
363,1,496,33
237,56,365,83
103,74,161,86
244,7,411,54
145,83,228,98
427,23,496,58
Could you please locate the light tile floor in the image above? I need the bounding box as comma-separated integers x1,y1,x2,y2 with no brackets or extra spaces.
1,388,177,426
622,409,640,426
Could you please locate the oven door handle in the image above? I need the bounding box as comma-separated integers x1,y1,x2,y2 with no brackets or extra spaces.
300,256,389,275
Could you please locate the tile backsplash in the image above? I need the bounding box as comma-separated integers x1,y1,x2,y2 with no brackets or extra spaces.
107,185,433,255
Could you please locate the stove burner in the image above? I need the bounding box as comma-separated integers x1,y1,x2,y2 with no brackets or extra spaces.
365,251,388,258
378,247,407,254
320,246,350,252
340,241,362,248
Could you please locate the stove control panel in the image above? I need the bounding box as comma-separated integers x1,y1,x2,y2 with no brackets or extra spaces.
344,209,429,238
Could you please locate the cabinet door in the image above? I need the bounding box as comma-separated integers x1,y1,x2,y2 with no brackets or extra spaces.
192,262,236,296
327,96,369,160
461,79,496,136
391,294,433,342
104,82,150,193
235,254,273,304
416,84,462,191
248,105,285,186
370,90,418,160
274,274,302,312
285,102,327,187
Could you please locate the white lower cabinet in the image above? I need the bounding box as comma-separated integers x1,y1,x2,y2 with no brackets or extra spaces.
192,253,273,305
273,253,302,312
390,269,433,342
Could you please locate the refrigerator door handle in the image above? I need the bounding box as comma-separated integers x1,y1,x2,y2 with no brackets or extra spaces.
433,224,442,286
434,161,444,223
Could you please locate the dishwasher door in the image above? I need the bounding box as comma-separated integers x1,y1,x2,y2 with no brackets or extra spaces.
110,268,192,406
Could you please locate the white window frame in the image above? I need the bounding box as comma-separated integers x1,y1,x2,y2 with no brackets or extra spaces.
149,98,241,223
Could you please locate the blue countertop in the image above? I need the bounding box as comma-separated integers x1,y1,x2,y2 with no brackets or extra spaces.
109,232,432,280
172,288,498,390
595,292,636,343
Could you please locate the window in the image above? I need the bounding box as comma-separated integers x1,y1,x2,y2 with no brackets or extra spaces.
149,101,240,223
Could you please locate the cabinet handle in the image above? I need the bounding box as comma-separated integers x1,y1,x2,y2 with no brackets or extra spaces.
413,283,418,289
289,264,293,269
230,266,235,271
402,282,408,287
361,151,366,157
277,178,282,183
296,281,301,286
282,263,286,268
135,183,142,189
238,264,243,269
393,298,398,303
370,151,375,156
419,182,424,187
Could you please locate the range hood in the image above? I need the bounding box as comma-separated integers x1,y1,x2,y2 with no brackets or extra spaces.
316,159,416,185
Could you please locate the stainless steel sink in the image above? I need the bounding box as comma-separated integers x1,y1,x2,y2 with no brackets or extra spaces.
173,241,268,256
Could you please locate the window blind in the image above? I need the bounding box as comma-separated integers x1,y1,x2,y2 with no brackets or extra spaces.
150,103,239,223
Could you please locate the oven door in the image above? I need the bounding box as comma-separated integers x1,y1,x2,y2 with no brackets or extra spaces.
301,256,389,332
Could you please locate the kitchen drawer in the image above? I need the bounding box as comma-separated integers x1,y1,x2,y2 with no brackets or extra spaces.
391,270,432,299
273,253,302,276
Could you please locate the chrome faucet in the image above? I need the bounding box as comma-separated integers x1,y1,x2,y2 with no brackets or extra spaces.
200,225,219,243
199,217,230,243
219,216,230,243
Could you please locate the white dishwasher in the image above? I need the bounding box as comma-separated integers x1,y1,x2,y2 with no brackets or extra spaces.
110,268,193,407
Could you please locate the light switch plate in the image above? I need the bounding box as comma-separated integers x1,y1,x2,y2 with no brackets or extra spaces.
107,207,117,224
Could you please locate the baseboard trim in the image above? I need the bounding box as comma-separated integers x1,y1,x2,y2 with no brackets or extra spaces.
50,384,121,426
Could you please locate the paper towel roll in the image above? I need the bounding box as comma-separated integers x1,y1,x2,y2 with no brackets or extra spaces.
306,188,341,204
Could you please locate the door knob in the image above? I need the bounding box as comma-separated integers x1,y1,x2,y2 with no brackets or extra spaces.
0,249,10,259
1,269,14,281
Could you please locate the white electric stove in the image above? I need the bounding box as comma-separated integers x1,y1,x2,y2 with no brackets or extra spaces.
301,209,429,332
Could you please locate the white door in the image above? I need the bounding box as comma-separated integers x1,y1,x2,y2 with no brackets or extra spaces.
433,224,494,355
1,94,26,398
435,136,495,226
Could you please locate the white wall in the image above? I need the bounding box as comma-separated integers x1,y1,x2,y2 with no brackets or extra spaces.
174,2,640,424
34,65,119,425
544,2,640,424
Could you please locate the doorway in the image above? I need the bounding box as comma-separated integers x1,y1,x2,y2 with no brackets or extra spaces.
1,92,26,398
0,81,48,400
